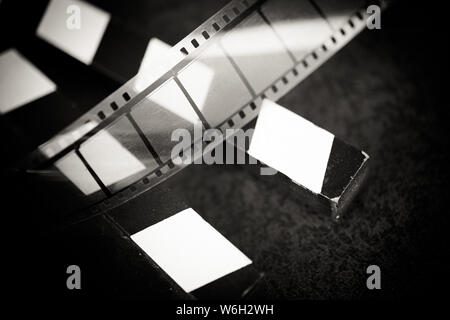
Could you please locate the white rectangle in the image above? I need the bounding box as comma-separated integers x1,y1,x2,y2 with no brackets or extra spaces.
0,49,56,114
248,99,334,194
131,208,252,293
37,0,110,65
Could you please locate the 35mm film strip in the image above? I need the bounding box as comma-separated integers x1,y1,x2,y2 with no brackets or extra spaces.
21,0,381,221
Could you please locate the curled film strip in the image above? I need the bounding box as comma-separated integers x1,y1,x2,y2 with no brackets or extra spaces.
21,0,381,222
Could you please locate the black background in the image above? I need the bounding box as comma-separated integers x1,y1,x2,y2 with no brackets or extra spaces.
1,0,449,303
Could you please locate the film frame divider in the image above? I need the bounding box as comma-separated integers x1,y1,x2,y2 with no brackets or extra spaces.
20,0,380,225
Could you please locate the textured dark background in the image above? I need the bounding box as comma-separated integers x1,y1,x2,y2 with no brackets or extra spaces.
2,0,449,300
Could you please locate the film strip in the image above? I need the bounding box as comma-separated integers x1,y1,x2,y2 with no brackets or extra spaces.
21,0,380,221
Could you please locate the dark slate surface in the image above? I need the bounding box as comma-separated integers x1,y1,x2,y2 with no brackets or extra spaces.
2,0,449,300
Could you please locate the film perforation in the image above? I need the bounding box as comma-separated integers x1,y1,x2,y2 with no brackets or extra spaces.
356,11,363,20
122,92,131,101
97,111,106,120
202,31,210,40
212,22,221,31
180,47,188,55
110,101,119,111
31,1,264,169
349,19,355,28
20,0,375,222
191,39,199,48
206,6,368,134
